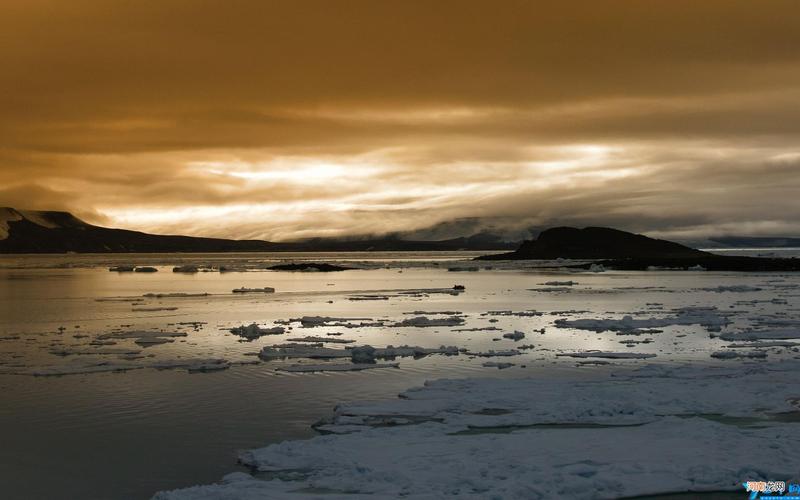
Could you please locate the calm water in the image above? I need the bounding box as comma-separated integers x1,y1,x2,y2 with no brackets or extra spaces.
1,252,798,499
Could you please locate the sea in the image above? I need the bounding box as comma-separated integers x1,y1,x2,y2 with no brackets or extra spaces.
1,249,798,499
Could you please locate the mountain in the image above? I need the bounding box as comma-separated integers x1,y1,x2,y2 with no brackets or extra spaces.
0,208,519,254
480,227,708,260
477,226,800,271
0,208,281,253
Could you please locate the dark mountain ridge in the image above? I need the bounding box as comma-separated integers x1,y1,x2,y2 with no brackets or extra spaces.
477,226,800,271
0,208,518,254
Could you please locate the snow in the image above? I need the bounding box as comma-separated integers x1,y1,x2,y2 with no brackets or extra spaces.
17,209,59,229
154,361,800,499
0,207,23,240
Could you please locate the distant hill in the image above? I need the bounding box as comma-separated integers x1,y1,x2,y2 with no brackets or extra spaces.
0,208,519,254
480,226,707,260
477,226,800,271
0,208,280,253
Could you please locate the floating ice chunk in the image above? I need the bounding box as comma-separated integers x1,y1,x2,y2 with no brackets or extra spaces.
134,266,158,273
150,358,230,372
502,331,525,341
172,265,199,273
687,264,707,271
230,324,285,340
143,293,209,298
97,330,187,340
25,362,143,376
482,310,542,317
347,294,389,301
718,329,800,341
556,307,729,332
278,362,399,373
699,285,763,293
557,351,656,359
134,337,175,346
49,347,142,356
232,287,275,293
726,341,800,348
259,345,350,361
405,310,463,316
392,316,465,327
286,336,355,344
530,286,572,292
349,345,377,363
710,351,767,360
289,316,376,328
465,349,520,357
482,361,515,369
589,263,605,272
108,265,135,272
260,343,460,362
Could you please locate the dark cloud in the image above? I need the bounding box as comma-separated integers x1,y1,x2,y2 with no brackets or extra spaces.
1,1,799,239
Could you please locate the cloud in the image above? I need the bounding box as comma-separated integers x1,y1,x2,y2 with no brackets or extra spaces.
1,1,799,240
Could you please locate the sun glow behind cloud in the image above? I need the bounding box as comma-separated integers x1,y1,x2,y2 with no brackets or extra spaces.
93,142,656,240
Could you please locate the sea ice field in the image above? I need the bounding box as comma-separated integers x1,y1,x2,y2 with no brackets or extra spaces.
1,250,799,499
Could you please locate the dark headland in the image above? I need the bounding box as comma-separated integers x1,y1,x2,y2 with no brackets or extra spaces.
477,226,800,272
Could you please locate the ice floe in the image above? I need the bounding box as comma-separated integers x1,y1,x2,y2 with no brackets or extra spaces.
555,307,729,333
556,351,656,359
232,287,275,294
710,351,768,359
285,336,355,344
229,324,285,340
392,316,465,327
278,362,399,373
718,328,800,341
154,361,800,499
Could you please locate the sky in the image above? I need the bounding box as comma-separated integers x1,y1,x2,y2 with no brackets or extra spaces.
2,0,800,242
